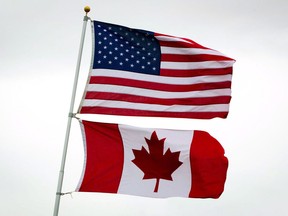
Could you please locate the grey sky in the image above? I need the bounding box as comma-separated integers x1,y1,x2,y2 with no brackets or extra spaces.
1,0,288,215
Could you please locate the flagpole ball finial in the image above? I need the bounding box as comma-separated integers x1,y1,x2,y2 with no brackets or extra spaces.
84,6,90,14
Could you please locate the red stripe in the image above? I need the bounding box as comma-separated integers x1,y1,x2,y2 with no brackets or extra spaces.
84,92,231,106
80,107,229,119
89,77,231,92
160,67,233,77
161,54,234,62
78,121,124,193
189,131,228,198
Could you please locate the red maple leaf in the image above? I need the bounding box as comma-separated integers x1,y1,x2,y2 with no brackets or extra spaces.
131,131,183,193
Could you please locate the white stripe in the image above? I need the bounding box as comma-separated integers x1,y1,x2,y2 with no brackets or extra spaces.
161,60,235,70
161,46,227,56
155,35,193,44
82,99,229,112
91,69,232,85
86,84,231,98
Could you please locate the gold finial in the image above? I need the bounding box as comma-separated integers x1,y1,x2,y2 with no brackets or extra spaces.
84,6,90,15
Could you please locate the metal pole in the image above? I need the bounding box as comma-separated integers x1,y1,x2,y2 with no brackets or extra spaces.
53,7,90,216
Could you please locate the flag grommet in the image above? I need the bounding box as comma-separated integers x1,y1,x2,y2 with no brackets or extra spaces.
68,113,76,118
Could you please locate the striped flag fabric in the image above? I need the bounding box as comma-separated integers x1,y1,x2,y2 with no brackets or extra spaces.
78,20,235,119
77,120,228,198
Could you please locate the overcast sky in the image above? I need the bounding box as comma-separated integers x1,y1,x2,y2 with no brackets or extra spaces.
1,0,288,216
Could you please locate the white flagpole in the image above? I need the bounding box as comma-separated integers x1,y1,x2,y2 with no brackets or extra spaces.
53,6,91,216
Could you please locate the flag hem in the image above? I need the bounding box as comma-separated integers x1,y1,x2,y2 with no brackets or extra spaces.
75,120,88,191
77,20,96,113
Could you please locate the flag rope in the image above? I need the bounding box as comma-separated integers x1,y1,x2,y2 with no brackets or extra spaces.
56,191,74,197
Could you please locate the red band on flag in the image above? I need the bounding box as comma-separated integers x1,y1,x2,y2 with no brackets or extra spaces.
78,121,124,193
189,131,228,198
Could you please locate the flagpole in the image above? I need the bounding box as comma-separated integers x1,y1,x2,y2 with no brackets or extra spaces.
53,6,90,216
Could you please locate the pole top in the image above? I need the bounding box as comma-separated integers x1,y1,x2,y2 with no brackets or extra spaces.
84,6,90,14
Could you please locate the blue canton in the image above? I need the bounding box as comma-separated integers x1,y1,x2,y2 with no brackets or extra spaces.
93,21,161,75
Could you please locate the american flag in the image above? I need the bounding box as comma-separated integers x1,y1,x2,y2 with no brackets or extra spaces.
78,20,235,119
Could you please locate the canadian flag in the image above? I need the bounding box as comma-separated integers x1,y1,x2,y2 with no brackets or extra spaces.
77,120,228,199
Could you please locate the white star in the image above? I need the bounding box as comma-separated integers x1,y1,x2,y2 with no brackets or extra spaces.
125,58,129,62
130,64,134,67
141,65,145,69
98,41,102,44
104,37,107,40
108,61,112,64
103,55,107,59
98,60,101,64
120,62,123,65
153,67,156,70
109,51,113,55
